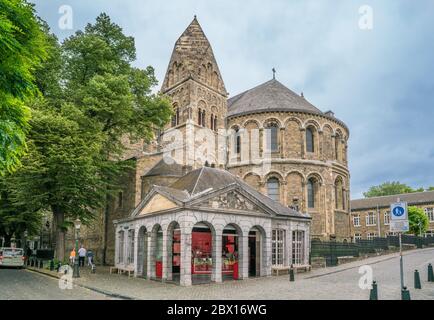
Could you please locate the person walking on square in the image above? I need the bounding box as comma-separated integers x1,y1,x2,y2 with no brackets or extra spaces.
69,248,76,265
78,245,86,267
87,249,94,266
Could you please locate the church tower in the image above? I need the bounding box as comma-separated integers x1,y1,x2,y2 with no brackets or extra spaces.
158,16,228,169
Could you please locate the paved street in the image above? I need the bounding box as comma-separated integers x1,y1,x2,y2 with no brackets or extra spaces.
1,248,433,300
0,268,111,300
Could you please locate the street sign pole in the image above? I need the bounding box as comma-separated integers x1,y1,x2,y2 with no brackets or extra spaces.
399,232,404,289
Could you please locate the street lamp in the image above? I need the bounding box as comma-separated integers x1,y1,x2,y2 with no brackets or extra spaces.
73,218,81,278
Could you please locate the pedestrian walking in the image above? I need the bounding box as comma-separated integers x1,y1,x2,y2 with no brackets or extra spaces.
78,245,86,267
69,248,76,265
87,249,94,266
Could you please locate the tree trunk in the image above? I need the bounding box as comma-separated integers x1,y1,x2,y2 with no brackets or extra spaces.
52,206,65,261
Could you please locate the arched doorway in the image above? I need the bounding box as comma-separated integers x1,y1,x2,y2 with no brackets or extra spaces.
248,226,265,277
137,226,148,278
150,224,163,279
222,224,242,281
167,221,181,284
191,222,215,284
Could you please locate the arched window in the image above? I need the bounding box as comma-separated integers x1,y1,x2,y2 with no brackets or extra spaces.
210,114,214,131
234,127,241,155
306,127,314,153
171,107,179,127
267,122,279,152
213,116,217,132
307,178,315,208
335,178,344,210
335,134,341,160
198,108,202,126
201,110,206,127
267,177,280,201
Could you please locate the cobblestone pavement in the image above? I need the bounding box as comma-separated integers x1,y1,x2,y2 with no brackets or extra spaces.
0,267,111,300
11,248,434,300
68,248,434,300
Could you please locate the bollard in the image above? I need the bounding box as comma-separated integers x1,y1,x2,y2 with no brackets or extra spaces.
401,287,411,300
369,281,378,300
428,263,434,282
50,260,54,271
414,270,421,289
289,267,295,282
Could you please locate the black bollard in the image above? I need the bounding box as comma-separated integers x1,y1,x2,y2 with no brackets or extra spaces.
369,281,378,300
401,287,411,300
289,267,295,282
414,270,422,289
428,263,434,282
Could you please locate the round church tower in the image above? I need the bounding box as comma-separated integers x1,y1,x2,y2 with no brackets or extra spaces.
226,79,350,241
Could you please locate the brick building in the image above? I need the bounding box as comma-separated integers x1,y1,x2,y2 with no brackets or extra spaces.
70,16,351,268
350,191,434,240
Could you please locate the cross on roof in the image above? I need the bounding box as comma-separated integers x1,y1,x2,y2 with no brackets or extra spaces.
272,68,276,79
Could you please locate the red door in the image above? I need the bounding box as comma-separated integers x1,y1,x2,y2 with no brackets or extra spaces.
156,261,162,278
233,262,239,280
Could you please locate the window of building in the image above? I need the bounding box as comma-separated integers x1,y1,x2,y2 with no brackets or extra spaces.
118,230,124,264
171,107,179,127
366,212,377,226
210,114,214,131
424,207,434,222
292,230,305,265
267,177,280,201
425,230,434,237
272,229,285,266
354,233,362,240
307,178,316,209
127,229,135,265
213,116,217,132
118,191,123,208
233,127,241,155
335,178,344,210
201,110,206,127
367,232,377,240
266,123,279,152
306,127,314,153
353,215,361,227
384,211,390,225
198,108,202,126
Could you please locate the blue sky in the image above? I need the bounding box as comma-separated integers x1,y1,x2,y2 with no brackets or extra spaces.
31,0,434,198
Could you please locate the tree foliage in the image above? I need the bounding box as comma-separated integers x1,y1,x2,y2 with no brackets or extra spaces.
363,181,424,198
407,206,429,236
0,0,48,173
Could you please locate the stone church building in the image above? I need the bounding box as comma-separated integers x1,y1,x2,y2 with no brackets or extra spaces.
73,17,351,285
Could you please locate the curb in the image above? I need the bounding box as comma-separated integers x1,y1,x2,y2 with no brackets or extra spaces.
25,267,136,300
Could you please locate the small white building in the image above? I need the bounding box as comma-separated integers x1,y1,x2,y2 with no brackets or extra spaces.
114,167,311,286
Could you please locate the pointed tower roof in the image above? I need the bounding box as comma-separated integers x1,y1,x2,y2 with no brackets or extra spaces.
161,17,227,95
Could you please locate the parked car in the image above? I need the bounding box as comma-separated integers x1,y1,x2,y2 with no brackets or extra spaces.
0,247,25,268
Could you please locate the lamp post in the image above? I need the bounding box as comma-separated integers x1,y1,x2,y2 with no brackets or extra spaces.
73,218,81,278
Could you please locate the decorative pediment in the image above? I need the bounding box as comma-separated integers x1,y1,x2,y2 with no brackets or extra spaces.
195,189,264,214
138,194,178,216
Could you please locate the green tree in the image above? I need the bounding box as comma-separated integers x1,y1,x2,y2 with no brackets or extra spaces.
363,181,419,198
427,186,434,191
407,206,429,236
0,0,48,174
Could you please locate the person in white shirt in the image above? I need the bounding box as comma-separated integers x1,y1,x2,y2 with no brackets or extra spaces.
78,245,87,267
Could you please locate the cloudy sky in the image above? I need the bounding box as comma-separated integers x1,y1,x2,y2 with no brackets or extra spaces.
31,0,434,198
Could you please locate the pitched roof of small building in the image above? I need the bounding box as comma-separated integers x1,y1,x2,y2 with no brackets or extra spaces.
351,191,434,211
170,166,309,218
227,79,323,117
143,158,189,177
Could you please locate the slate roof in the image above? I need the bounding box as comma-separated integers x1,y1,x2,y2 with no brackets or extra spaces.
227,79,323,117
351,191,434,211
170,166,309,218
143,158,189,177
